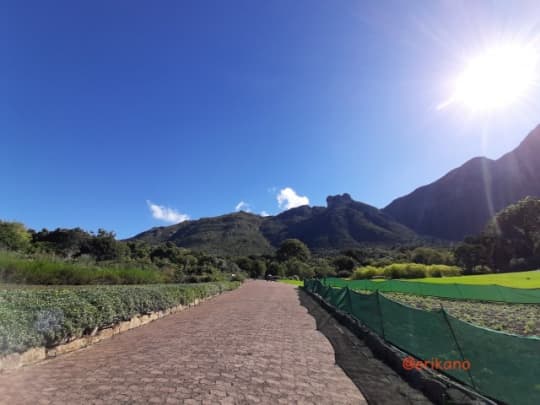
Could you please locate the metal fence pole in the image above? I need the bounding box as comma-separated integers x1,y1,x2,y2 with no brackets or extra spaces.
375,290,386,340
441,307,477,391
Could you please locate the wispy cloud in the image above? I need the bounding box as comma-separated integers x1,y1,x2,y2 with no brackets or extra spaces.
276,187,309,210
260,211,270,217
146,200,189,224
235,201,251,212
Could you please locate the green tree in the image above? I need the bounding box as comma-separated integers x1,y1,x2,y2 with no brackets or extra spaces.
276,239,310,262
266,261,286,278
410,247,454,265
285,259,315,279
82,229,126,261
487,197,540,256
332,255,356,272
310,258,335,278
250,259,267,279
0,221,31,251
32,227,91,257
455,197,540,272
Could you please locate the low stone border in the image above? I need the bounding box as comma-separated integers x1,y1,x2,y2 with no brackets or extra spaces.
303,288,499,405
0,292,224,373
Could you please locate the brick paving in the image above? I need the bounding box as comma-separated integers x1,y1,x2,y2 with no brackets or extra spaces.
0,281,366,404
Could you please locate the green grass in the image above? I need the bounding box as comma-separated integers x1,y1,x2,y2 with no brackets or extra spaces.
411,270,540,288
0,252,166,285
279,279,303,286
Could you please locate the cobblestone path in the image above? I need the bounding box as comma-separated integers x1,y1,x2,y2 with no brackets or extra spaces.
0,281,366,404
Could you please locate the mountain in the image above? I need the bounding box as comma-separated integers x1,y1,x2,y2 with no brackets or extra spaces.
130,194,419,256
130,212,272,256
383,125,540,240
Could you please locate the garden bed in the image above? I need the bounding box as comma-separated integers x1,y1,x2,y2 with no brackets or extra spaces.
0,282,240,356
386,292,539,336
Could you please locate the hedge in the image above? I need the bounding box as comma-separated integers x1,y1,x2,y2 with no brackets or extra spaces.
0,282,240,355
352,263,462,280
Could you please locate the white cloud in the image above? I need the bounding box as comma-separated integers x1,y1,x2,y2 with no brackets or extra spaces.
235,201,251,212
146,201,190,224
260,211,270,217
276,187,310,210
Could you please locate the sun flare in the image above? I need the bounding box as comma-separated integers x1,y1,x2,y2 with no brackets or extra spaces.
447,43,539,111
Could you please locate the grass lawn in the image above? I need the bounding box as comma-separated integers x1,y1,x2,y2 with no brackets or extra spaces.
412,270,540,288
279,279,303,286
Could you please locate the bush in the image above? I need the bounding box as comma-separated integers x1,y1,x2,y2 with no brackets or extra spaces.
337,269,353,278
352,263,462,280
426,264,462,277
230,272,246,282
351,266,381,280
471,265,493,274
382,263,425,279
0,281,241,355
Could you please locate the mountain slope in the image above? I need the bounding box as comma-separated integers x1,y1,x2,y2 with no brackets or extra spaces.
130,194,419,255
261,194,417,250
130,212,273,256
383,125,540,240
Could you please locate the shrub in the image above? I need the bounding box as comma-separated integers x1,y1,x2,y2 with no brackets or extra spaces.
428,264,462,277
350,263,463,280
351,266,381,280
471,265,493,274
382,263,426,279
337,269,352,278
0,281,240,355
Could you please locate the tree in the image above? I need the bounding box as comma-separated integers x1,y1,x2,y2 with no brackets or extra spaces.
332,255,355,272
0,221,31,251
486,197,540,267
276,239,310,262
310,258,335,278
410,247,454,265
126,241,152,262
32,227,91,257
285,259,315,279
250,259,267,279
455,197,540,272
81,229,126,261
266,261,286,278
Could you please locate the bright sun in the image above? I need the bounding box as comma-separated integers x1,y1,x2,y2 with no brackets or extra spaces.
449,43,539,111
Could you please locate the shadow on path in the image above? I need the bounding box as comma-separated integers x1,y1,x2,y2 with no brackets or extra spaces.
297,288,433,405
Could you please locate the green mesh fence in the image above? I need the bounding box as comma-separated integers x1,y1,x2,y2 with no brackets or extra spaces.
321,277,540,304
304,279,540,405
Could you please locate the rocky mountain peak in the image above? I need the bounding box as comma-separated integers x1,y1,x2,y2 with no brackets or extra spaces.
326,193,354,208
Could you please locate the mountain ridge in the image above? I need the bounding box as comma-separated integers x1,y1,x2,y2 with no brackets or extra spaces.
383,124,540,240
130,193,420,255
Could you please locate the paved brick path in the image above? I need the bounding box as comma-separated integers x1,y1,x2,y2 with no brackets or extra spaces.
0,281,366,404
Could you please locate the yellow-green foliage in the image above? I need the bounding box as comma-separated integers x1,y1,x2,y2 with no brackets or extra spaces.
352,263,462,280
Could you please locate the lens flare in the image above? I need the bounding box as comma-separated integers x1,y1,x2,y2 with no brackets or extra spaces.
447,43,539,111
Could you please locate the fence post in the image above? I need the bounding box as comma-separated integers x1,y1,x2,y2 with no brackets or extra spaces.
375,290,386,340
440,306,477,391
345,287,352,314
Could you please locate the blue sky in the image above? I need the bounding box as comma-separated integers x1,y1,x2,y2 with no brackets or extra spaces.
2,1,540,238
